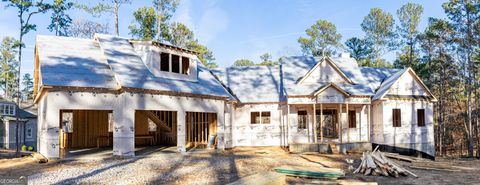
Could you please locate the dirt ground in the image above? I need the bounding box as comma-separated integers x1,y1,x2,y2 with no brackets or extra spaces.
1,147,479,184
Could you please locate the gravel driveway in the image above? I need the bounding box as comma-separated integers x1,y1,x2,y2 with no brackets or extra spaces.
24,147,336,184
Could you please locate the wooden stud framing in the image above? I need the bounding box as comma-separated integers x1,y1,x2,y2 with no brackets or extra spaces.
185,112,218,147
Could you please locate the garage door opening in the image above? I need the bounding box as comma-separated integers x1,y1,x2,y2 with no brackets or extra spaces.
59,110,113,158
134,110,177,148
186,112,217,149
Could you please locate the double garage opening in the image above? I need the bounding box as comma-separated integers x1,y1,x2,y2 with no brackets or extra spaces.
59,109,217,157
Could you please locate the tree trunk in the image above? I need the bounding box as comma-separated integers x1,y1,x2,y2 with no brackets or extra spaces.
15,14,23,156
409,39,413,67
115,1,119,36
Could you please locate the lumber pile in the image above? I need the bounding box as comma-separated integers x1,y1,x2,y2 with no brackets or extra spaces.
31,152,48,163
354,148,417,178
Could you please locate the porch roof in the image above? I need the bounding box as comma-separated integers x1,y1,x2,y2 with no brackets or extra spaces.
281,56,375,96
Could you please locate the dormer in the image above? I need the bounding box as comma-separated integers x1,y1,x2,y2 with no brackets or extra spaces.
130,41,198,82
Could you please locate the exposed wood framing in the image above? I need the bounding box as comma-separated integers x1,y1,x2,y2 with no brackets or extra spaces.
135,110,177,146
60,110,112,149
185,112,217,147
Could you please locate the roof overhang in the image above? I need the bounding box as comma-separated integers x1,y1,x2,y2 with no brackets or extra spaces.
34,85,230,104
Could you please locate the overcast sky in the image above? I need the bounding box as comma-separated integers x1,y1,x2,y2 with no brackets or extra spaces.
0,0,446,76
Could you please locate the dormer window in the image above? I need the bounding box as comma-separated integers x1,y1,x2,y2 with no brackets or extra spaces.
160,53,170,72
0,104,15,116
182,57,190,75
171,54,180,73
160,52,190,75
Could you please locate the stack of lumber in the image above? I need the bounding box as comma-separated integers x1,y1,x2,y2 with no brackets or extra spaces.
273,166,345,180
354,148,417,178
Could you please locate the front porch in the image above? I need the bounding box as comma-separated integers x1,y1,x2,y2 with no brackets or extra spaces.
286,88,372,147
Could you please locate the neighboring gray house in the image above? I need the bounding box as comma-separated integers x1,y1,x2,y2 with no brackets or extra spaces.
0,99,37,150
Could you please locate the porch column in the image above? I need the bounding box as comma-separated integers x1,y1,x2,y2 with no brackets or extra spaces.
367,104,371,142
320,104,323,143
177,110,186,152
313,103,317,143
113,93,135,157
346,103,349,143
287,104,291,145
359,105,363,141
338,104,342,143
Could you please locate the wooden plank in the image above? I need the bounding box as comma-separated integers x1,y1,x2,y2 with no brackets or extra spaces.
384,153,418,162
273,166,345,179
409,165,460,172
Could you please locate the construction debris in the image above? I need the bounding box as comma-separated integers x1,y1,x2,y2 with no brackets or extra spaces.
31,152,48,163
383,152,425,162
354,149,417,178
273,166,345,179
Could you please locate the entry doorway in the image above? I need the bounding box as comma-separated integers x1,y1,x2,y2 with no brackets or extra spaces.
316,109,338,140
185,112,217,148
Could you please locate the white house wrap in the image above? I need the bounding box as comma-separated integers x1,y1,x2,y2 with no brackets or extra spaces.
34,34,436,159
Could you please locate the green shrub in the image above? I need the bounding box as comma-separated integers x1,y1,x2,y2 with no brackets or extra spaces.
21,145,27,151
28,146,33,151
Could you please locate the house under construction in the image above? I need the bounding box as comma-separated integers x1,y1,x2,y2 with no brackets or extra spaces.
34,34,436,159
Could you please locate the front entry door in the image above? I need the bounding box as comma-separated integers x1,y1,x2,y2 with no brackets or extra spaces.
316,109,338,139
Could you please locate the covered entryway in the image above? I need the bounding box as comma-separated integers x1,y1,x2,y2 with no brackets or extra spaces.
59,110,113,157
185,112,217,148
316,109,338,140
134,110,177,147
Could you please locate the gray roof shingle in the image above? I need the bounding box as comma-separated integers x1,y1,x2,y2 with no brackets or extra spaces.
280,56,375,96
37,35,119,89
37,34,232,99
211,66,283,103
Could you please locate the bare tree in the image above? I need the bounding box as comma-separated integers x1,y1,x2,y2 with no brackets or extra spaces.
70,18,110,38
